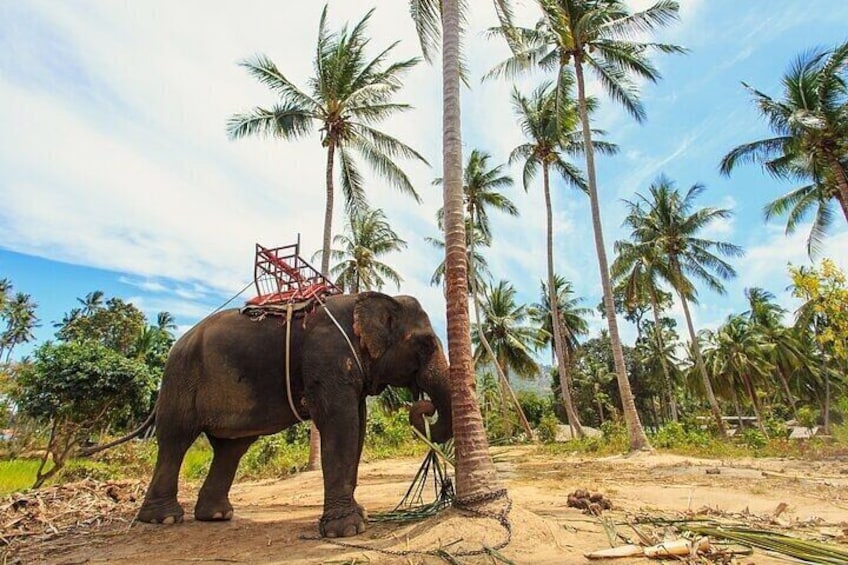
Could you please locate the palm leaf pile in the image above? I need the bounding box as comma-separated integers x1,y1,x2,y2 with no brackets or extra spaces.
684,524,848,565
369,434,456,524
630,517,848,564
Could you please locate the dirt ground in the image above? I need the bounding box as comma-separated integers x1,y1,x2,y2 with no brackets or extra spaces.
6,447,848,564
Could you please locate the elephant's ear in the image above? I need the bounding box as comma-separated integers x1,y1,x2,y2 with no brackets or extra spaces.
353,292,402,360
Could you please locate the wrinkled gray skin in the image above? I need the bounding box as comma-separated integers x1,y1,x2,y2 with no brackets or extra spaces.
138,292,452,538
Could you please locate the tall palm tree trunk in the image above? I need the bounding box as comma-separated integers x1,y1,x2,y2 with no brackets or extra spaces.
543,164,585,438
442,0,501,502
678,292,726,435
573,58,649,451
559,328,582,435
468,209,534,440
776,367,799,421
826,153,848,223
321,143,336,276
595,383,605,424
649,288,678,422
823,366,832,435
741,374,767,436
731,388,745,429
309,142,337,472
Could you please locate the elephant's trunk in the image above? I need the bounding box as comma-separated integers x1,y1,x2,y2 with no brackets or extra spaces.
409,345,453,444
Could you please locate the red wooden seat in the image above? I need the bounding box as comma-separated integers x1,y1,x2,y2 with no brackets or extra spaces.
247,239,341,307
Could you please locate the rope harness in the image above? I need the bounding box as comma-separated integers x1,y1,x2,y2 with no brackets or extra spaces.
242,295,363,423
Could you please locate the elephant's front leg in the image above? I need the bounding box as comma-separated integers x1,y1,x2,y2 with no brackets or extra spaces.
315,393,367,538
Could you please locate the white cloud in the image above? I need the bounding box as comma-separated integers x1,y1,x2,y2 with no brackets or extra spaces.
3,0,846,362
739,224,848,293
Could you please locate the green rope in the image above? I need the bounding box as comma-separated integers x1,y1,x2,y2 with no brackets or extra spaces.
370,450,455,523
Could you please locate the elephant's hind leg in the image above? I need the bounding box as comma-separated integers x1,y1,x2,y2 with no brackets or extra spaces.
138,430,198,524
195,435,257,521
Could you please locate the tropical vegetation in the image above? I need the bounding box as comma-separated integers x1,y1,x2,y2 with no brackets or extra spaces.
2,4,848,528
488,0,687,452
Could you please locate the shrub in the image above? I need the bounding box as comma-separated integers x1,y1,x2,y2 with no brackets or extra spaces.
517,391,554,427
58,459,120,482
762,412,789,439
364,404,424,459
536,413,559,443
796,406,819,429
15,341,157,487
239,434,308,479
651,422,712,449
182,438,213,480
740,428,768,449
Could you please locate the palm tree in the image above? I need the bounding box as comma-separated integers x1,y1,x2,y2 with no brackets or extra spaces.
634,318,681,422
489,0,684,452
157,312,177,338
790,262,848,434
473,280,539,437
744,288,809,420
529,275,590,434
434,149,532,439
612,237,679,421
1,293,39,364
434,149,518,240
510,80,616,439
229,7,426,471
623,176,744,434
328,208,407,293
426,225,491,291
77,290,105,316
0,279,11,312
702,316,774,435
720,42,848,253
409,0,513,504
228,6,427,278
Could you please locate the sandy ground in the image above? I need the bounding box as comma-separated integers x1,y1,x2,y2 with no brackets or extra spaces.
9,448,848,564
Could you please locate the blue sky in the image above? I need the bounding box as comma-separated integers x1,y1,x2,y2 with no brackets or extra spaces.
2,1,847,360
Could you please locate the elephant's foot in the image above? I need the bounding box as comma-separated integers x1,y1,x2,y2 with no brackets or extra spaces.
194,497,234,522
319,505,367,538
137,499,185,525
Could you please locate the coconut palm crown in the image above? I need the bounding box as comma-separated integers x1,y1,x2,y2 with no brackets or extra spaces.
720,41,848,255
228,6,428,275
328,208,407,293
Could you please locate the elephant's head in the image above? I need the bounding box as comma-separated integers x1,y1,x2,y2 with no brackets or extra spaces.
353,292,453,444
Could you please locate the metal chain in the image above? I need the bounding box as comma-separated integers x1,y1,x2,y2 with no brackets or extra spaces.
451,489,513,557
300,489,512,562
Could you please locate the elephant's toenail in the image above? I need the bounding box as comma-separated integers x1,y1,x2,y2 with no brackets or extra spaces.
224,510,233,520
326,531,337,538
343,525,357,537
356,523,366,534
212,512,223,520
162,516,175,525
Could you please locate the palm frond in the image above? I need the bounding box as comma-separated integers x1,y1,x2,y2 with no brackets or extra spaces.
226,104,315,140
351,136,422,203
337,144,368,217
585,54,646,122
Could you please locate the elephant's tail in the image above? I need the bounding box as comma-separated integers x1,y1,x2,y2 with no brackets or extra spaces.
79,404,157,456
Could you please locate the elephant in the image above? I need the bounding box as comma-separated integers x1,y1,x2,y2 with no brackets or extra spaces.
127,292,452,538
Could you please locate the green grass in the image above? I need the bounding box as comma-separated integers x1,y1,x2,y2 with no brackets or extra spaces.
538,420,848,460
0,459,43,495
